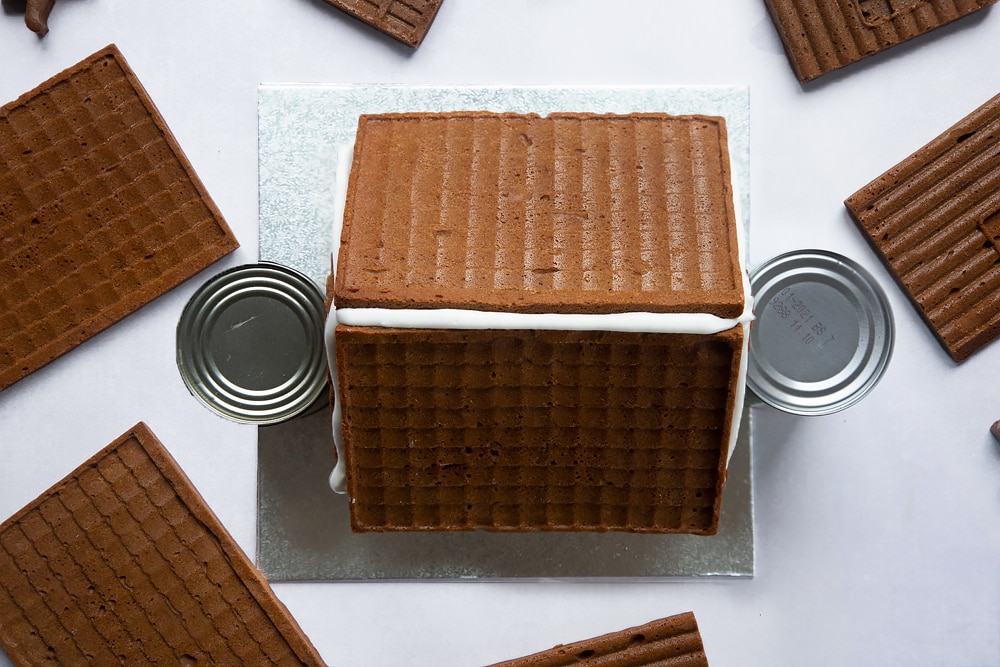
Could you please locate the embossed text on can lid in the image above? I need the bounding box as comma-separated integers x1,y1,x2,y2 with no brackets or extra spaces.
177,262,328,424
747,249,894,416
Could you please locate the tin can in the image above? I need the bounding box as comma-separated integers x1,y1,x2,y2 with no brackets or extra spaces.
747,249,894,415
176,262,328,424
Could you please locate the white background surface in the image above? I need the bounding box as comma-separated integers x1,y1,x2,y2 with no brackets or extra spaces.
1,2,999,665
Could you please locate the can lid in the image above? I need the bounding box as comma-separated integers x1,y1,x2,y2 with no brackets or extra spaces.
176,262,328,424
747,249,894,416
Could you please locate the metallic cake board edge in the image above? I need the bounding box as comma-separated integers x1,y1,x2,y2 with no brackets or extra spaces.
257,402,754,581
256,84,754,580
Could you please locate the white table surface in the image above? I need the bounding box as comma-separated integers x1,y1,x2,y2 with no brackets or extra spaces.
2,2,999,665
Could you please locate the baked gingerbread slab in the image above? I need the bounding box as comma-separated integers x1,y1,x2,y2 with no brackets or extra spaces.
0,44,238,391
485,612,709,666
845,92,1000,362
336,112,745,317
333,111,746,534
0,423,326,666
763,0,997,83
321,0,444,47
336,326,743,533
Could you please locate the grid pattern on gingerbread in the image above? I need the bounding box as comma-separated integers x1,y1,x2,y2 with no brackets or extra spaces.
337,328,740,533
0,423,326,666
321,0,444,47
845,91,1000,361
0,44,237,391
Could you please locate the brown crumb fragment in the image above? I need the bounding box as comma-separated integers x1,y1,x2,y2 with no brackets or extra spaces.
24,0,56,35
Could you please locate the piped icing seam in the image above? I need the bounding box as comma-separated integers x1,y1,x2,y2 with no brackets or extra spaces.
336,306,752,333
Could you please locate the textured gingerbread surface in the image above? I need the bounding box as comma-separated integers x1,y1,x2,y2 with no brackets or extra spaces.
845,91,1000,361
763,0,997,83
485,612,709,666
0,423,326,666
336,326,743,533
321,0,444,47
333,111,745,533
0,44,238,391
335,112,744,318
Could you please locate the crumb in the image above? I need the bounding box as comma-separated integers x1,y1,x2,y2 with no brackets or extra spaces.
18,0,56,36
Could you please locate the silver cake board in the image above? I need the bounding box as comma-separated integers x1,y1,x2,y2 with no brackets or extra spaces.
257,84,754,580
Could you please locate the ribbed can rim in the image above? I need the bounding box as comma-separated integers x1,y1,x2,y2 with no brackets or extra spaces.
747,249,894,416
176,262,328,425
